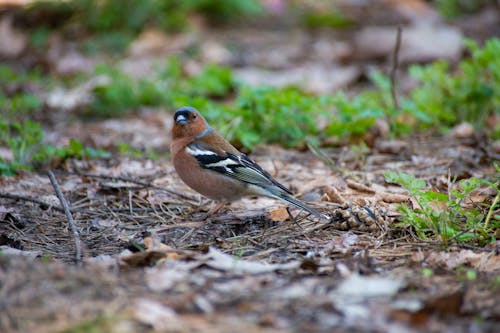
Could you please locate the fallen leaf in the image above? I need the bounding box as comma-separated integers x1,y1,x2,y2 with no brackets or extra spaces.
322,232,358,255
421,289,464,316
146,260,198,292
133,298,182,331
450,122,475,139
322,186,346,204
390,289,464,326
120,251,167,268
92,219,119,229
203,247,299,274
330,274,405,320
379,192,409,203
426,250,500,272
143,236,175,252
0,246,41,258
346,180,376,194
268,206,290,222
376,140,409,154
334,274,403,298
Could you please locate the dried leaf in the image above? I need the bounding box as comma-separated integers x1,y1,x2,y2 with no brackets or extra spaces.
133,299,182,331
379,192,409,203
203,247,299,274
322,232,358,255
322,186,346,204
346,180,376,194
426,250,500,272
120,251,167,268
268,206,290,222
334,274,403,298
143,236,174,252
146,261,198,292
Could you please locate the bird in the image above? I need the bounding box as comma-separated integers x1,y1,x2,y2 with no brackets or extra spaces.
170,106,328,220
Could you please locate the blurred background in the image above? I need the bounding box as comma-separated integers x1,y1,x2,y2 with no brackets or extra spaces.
0,0,499,174
1,4,499,331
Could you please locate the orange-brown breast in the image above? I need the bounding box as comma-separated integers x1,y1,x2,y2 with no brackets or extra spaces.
172,146,248,201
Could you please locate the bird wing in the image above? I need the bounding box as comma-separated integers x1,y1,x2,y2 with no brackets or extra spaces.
186,142,292,195
186,141,327,219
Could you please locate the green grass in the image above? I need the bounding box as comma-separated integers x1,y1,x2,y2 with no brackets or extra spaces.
0,65,46,120
2,35,500,177
0,117,109,176
406,39,500,132
385,170,499,246
80,38,500,148
434,0,490,18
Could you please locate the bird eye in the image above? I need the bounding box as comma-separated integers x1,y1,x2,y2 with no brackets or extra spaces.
192,114,197,119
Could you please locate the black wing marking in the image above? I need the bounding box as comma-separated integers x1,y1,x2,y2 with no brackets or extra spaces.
186,142,292,195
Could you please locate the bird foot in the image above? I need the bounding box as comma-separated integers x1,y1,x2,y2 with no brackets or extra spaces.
191,202,226,221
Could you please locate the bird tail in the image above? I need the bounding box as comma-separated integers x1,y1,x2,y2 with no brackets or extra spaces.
275,192,329,220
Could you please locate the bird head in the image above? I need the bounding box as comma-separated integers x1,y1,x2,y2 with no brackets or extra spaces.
172,106,210,140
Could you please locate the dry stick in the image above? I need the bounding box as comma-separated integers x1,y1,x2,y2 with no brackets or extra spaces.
48,170,82,264
0,192,65,212
70,171,197,202
390,26,403,110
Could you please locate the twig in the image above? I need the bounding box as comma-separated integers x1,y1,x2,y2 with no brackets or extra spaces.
48,170,82,264
390,26,402,110
0,192,65,213
67,171,197,202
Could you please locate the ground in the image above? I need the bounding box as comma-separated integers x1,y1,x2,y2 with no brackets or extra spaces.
1,131,499,332
0,1,499,332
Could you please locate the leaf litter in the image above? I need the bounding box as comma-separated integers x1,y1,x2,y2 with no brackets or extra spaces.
1,1,499,331
1,132,498,332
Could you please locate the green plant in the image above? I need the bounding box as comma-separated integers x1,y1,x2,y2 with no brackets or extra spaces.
25,0,262,41
83,38,500,148
325,91,385,138
0,119,43,175
405,38,500,131
116,143,160,160
0,65,49,120
385,171,498,246
81,31,136,54
232,85,329,148
435,0,489,18
181,64,234,97
0,118,109,175
87,60,236,118
0,93,43,119
181,0,262,23
88,66,167,117
33,138,111,165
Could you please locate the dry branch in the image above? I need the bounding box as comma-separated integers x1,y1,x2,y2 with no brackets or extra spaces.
0,192,65,212
69,171,197,202
48,170,82,264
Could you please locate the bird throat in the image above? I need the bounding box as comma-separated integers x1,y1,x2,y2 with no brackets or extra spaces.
194,125,213,139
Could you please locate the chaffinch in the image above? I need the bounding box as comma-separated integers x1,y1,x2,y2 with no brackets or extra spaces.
170,106,327,219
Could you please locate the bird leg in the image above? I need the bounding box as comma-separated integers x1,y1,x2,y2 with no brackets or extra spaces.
204,201,226,218
191,201,226,221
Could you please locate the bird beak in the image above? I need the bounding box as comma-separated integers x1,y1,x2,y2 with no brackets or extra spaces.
175,114,188,125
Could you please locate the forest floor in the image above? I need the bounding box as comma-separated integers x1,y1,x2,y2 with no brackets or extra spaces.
1,1,499,332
